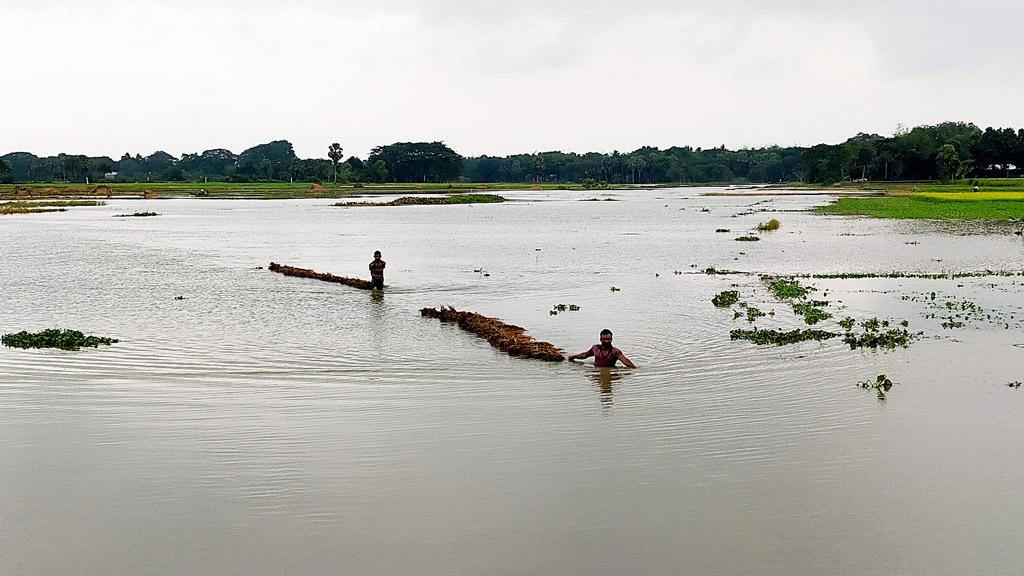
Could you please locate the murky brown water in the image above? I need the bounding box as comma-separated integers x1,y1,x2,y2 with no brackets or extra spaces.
2,189,1023,575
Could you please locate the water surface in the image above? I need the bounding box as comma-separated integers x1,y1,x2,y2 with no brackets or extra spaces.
2,189,1023,575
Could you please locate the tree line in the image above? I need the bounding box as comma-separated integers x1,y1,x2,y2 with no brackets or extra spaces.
2,122,1022,185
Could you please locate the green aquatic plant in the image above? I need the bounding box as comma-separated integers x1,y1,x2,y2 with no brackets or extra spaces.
842,318,916,350
712,290,740,307
792,302,832,325
735,235,760,242
757,218,781,231
114,212,160,217
766,277,813,300
858,374,895,401
838,317,856,331
2,329,118,351
745,306,766,322
550,303,580,315
730,327,839,346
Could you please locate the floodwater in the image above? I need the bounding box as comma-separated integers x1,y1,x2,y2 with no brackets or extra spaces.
2,189,1023,575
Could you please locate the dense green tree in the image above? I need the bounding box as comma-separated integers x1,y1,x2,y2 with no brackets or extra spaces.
368,142,462,183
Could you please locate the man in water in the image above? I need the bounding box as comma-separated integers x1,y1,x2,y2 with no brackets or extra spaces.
568,329,636,368
369,250,385,290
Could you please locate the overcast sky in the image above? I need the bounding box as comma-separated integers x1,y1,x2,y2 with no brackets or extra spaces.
3,0,1023,159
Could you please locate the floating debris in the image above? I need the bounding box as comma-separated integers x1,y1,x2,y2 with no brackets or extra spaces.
610,286,621,292
1009,381,1022,389
420,306,565,362
2,328,118,351
268,262,374,290
715,228,730,233
735,235,760,242
114,212,160,217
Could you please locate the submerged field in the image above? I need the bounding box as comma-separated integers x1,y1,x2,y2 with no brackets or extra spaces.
2,188,1023,575
815,195,1024,219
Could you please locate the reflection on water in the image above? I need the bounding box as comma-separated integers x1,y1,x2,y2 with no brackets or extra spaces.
586,367,628,409
2,190,1024,576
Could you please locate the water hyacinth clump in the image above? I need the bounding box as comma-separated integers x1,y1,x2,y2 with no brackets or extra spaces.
757,218,781,231
841,317,918,350
735,235,760,242
765,277,814,300
792,301,832,325
2,328,118,351
730,327,839,346
712,290,740,308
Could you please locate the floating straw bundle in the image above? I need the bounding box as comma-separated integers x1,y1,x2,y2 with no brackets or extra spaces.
420,306,565,362
268,262,375,290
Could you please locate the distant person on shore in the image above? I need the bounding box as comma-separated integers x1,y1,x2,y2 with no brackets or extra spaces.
369,250,386,290
568,329,636,368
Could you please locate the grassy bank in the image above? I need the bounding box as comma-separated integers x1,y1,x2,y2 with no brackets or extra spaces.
807,178,1024,220
0,200,104,214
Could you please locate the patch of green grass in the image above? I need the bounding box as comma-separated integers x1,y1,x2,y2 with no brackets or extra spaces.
730,327,838,346
815,196,1024,220
2,328,118,351
336,194,506,207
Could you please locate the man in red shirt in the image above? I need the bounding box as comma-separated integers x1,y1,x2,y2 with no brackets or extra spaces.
568,329,636,368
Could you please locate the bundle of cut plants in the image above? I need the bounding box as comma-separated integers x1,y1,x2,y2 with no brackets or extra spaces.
268,262,374,290
420,306,565,362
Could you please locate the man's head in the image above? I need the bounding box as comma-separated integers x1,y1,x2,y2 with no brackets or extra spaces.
373,250,382,259
599,329,613,349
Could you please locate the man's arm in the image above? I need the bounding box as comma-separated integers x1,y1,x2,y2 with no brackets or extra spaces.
568,348,594,362
617,353,637,369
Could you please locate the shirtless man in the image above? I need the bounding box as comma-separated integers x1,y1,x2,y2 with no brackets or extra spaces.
568,329,636,368
369,250,385,290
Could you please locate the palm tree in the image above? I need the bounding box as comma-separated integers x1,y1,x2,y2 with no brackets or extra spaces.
328,143,344,183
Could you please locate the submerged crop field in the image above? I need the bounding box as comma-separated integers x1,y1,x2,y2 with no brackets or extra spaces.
815,195,1024,219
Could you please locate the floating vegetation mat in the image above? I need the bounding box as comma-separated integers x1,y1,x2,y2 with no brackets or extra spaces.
730,328,838,346
114,211,159,217
757,218,781,231
335,194,506,207
2,328,118,351
712,290,740,307
735,235,760,242
420,306,565,362
268,262,374,290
